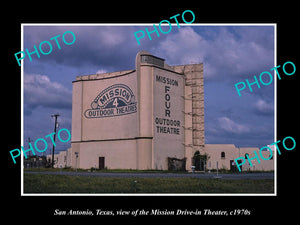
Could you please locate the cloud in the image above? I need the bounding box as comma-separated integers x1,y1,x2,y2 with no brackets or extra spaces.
153,26,274,81
95,68,108,74
154,27,206,65
24,74,72,114
23,26,141,71
253,99,274,115
23,25,274,81
217,117,250,134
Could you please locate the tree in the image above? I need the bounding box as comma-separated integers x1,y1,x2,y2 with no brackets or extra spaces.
192,151,210,171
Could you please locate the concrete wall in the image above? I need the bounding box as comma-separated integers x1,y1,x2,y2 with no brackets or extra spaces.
71,68,139,169
80,72,138,141
152,63,185,170
76,140,137,169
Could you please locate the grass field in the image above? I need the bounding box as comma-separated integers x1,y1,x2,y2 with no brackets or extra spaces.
24,167,273,173
24,173,274,194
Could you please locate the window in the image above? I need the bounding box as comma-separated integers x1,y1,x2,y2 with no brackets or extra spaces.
221,152,225,159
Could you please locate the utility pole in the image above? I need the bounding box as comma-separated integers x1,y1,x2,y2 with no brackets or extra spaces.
51,114,60,168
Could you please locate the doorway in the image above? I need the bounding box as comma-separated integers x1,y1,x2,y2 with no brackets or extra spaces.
99,157,105,170
230,159,242,172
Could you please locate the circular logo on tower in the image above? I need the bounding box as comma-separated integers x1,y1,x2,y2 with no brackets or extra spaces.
84,84,137,118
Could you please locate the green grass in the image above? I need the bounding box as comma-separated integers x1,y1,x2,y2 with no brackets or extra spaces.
24,167,273,174
23,173,274,194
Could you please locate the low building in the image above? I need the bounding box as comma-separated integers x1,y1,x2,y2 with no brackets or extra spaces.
46,148,72,168
204,144,274,172
49,144,274,172
24,156,47,168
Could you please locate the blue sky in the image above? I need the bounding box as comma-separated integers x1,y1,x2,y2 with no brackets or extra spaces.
23,24,275,154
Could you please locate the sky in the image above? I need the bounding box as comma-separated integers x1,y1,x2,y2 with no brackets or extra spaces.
22,24,275,155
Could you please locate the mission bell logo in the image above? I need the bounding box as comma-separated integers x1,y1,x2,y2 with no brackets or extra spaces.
84,84,137,118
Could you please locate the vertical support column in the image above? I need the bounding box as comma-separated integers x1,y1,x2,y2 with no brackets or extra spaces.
135,51,153,169
71,79,83,169
71,80,83,142
173,64,204,171
190,64,204,148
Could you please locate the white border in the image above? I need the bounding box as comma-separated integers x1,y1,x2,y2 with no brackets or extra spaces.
21,23,277,196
